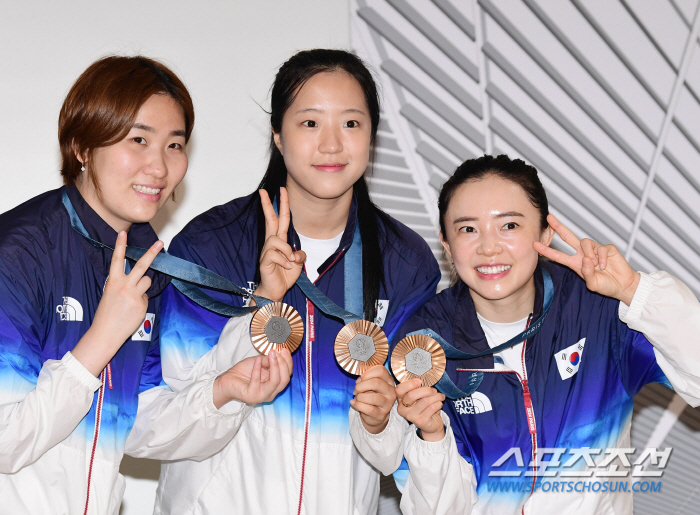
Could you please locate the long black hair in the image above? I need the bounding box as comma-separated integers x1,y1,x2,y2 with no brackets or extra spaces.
255,48,398,320
438,154,549,237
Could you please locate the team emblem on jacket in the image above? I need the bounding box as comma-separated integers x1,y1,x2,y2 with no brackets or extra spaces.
555,337,586,380
132,313,155,341
56,296,83,321
453,392,492,415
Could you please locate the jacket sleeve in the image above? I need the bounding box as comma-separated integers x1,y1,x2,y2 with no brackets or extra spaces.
398,411,478,515
619,270,700,406
0,266,103,473
349,402,408,475
159,282,241,392
125,311,256,460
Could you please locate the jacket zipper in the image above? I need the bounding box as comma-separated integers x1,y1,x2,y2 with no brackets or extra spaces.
294,246,348,515
456,316,537,514
84,367,106,515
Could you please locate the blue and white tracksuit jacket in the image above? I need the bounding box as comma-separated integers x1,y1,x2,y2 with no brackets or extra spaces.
155,191,440,514
350,261,700,515
0,186,249,515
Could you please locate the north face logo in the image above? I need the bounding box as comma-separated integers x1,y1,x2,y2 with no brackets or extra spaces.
453,392,493,415
56,296,83,321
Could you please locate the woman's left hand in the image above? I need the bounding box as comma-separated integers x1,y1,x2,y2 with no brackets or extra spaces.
533,214,640,305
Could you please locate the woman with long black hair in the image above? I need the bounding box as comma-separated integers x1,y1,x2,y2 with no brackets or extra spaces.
155,49,440,514
353,154,700,514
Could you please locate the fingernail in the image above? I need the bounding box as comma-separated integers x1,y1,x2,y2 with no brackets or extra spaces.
269,350,277,358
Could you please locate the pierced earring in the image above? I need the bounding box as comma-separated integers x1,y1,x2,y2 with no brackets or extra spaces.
80,164,85,172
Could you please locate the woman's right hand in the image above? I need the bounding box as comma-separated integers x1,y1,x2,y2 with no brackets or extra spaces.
253,187,306,303
396,379,446,442
72,231,163,376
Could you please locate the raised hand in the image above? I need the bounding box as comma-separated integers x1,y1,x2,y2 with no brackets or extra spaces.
254,188,306,303
396,379,446,442
350,366,397,434
213,349,294,408
533,214,640,305
72,231,164,376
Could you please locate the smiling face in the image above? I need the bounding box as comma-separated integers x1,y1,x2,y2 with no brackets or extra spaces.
76,94,188,232
441,175,553,321
273,71,372,202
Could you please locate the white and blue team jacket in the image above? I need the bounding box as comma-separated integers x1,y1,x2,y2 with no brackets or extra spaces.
0,186,249,515
350,261,700,515
155,190,441,514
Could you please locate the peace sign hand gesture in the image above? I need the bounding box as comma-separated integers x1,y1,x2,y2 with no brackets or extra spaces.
72,231,164,376
254,187,306,303
533,214,640,305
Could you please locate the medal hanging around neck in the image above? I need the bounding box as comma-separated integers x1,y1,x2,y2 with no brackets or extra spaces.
249,302,304,355
62,189,304,355
391,268,554,398
294,222,389,375
391,334,446,387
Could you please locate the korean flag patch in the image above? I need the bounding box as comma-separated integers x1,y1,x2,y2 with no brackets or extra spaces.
555,338,586,380
132,313,155,341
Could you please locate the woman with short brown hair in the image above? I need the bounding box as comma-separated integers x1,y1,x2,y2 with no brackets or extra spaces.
0,55,287,514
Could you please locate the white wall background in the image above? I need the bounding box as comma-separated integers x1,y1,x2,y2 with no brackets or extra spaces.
0,1,350,247
0,2,349,513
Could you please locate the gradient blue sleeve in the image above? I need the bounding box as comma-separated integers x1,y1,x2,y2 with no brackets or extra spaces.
0,269,44,414
617,325,671,397
158,237,240,391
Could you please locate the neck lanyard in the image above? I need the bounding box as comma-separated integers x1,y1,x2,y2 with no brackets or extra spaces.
294,222,364,324
62,189,272,315
403,268,554,399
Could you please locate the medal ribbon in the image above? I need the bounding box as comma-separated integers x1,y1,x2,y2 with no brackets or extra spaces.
62,190,273,315
294,223,364,325
407,268,554,399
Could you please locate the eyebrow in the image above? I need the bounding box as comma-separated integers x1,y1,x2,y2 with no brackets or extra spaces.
452,211,525,224
133,122,155,133
294,107,367,115
133,123,186,138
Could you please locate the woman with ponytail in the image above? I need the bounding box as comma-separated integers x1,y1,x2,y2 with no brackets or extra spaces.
155,49,440,514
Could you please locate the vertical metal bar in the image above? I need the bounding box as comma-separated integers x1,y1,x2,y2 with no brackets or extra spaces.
625,6,700,260
475,1,492,154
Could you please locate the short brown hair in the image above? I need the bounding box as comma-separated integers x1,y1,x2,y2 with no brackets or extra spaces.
58,55,195,190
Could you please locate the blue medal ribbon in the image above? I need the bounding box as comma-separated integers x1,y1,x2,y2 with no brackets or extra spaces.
407,268,554,399
294,223,364,324
62,189,272,315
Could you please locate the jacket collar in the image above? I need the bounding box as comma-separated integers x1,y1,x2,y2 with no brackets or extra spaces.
65,185,171,297
451,260,548,370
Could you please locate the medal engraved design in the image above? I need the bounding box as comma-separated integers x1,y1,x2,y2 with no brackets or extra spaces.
391,334,446,387
250,302,304,355
335,320,389,376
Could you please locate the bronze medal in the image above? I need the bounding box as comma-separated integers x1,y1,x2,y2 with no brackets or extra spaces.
391,334,446,387
334,320,389,376
250,302,304,355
